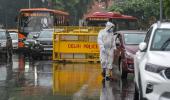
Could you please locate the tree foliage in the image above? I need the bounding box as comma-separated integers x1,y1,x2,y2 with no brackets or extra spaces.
0,0,44,28
164,0,170,19
109,0,160,29
51,0,93,25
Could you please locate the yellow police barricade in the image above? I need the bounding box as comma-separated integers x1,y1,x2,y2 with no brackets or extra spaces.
53,26,103,62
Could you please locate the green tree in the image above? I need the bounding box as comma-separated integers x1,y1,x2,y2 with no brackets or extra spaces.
109,0,160,29
51,0,93,25
164,0,170,19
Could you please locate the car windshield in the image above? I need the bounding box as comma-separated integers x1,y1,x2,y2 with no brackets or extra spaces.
39,30,53,38
115,19,138,30
10,33,18,40
20,12,54,33
151,29,170,51
87,20,107,26
124,33,145,45
0,31,6,39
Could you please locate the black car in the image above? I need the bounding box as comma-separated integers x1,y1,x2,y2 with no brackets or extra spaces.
31,29,53,59
0,29,13,58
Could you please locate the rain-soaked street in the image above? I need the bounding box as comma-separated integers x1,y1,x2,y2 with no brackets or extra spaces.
0,53,135,100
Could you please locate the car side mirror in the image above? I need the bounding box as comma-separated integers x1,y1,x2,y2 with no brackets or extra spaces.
139,42,147,51
33,35,38,38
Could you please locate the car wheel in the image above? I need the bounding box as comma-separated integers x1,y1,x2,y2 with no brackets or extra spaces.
120,60,128,79
138,73,145,100
134,83,139,100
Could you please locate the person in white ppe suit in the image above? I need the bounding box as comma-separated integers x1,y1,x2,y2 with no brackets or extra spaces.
97,21,116,81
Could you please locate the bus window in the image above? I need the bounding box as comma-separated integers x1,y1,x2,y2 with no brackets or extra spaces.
128,20,138,30
85,12,138,30
114,19,128,30
20,12,54,33
86,20,107,26
110,19,138,30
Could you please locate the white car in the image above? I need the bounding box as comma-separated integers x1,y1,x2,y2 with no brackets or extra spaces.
9,31,18,50
134,22,170,100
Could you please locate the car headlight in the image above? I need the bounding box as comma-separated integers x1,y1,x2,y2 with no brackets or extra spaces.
145,63,167,73
34,40,40,45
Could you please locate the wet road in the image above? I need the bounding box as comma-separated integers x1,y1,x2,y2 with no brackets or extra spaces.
0,54,134,100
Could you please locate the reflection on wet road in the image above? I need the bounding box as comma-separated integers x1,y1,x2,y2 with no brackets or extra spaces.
0,54,134,100
53,63,102,100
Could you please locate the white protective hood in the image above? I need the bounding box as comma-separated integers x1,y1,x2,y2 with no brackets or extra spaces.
104,21,115,31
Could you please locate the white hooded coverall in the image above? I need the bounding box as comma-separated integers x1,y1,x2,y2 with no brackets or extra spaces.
97,22,116,76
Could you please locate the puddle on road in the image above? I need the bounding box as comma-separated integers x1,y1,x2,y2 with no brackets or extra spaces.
0,54,135,100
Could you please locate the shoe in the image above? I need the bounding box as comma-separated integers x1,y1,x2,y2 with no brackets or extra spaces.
102,72,105,77
105,76,110,81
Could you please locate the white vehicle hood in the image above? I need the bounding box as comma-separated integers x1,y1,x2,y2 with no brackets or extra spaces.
146,51,170,67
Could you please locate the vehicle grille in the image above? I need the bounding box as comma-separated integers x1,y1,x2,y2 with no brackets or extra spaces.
164,68,170,79
40,41,52,45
